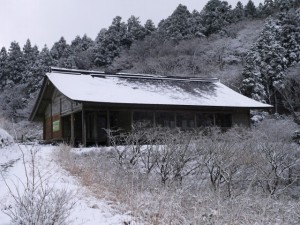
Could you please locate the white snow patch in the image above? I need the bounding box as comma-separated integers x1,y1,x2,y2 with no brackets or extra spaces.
0,145,140,225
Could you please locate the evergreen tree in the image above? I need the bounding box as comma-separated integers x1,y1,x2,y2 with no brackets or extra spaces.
280,9,300,66
81,34,93,51
245,0,257,17
275,0,300,11
23,39,39,64
95,28,107,44
38,45,54,68
233,1,245,22
125,16,147,47
51,37,73,68
0,47,8,88
25,45,54,94
22,39,40,84
200,0,233,36
70,34,94,69
262,0,276,16
257,3,265,17
6,42,25,85
93,16,127,66
50,37,71,62
144,19,156,35
242,18,287,105
71,36,83,53
158,4,192,40
188,10,206,37
241,9,300,110
71,34,93,53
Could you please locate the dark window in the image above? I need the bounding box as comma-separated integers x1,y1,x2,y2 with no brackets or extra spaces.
196,113,214,127
133,111,154,127
176,112,195,129
156,112,175,128
215,113,232,128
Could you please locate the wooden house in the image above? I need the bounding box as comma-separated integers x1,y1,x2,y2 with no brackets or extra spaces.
29,67,272,146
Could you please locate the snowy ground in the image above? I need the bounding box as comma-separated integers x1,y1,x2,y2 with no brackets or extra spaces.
0,143,137,225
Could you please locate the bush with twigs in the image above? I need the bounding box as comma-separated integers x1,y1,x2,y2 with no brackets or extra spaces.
56,117,300,225
1,144,75,225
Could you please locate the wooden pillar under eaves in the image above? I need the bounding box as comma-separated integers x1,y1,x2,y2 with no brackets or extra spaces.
106,110,110,146
70,113,75,146
82,109,87,147
50,101,53,139
130,110,133,129
93,112,98,144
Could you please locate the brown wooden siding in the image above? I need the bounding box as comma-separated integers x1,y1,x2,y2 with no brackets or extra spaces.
44,114,63,140
44,117,52,140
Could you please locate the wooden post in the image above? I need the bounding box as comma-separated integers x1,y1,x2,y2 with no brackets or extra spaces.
130,110,133,129
70,113,75,146
213,113,216,126
106,110,110,146
82,109,86,147
50,102,53,139
93,112,97,144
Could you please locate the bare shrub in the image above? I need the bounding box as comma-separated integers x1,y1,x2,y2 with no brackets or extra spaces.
56,117,300,224
1,145,75,225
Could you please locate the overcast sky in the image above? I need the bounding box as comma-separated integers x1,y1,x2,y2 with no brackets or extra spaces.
0,0,263,50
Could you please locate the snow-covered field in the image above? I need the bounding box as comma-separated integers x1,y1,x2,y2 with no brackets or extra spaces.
0,143,136,225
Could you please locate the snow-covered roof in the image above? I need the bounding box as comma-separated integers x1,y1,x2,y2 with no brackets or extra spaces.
46,70,271,108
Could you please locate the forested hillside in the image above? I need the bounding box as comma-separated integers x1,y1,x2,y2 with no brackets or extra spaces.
0,0,299,123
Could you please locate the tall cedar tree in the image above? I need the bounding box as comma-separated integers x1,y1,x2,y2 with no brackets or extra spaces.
233,1,245,22
126,16,147,46
200,0,233,36
6,42,25,85
0,47,8,88
51,37,73,68
93,16,127,66
158,4,192,41
245,0,257,17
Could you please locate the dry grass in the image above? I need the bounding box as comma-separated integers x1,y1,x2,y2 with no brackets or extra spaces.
54,118,300,225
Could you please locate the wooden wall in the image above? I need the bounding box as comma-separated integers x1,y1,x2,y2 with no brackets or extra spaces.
42,90,251,142
43,90,82,141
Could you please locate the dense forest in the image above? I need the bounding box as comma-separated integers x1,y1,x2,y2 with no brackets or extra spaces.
0,0,299,124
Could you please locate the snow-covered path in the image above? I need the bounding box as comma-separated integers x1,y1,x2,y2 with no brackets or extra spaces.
0,144,135,225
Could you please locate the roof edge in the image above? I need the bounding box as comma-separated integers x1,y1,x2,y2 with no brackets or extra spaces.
29,76,49,121
50,67,220,82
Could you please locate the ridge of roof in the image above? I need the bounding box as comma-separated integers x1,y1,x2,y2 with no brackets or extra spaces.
50,67,220,83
